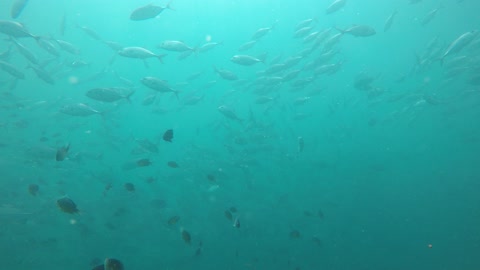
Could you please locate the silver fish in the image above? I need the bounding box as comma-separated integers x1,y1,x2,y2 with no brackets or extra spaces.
238,40,257,52
336,25,376,37
218,105,243,122
118,47,166,62
141,76,179,98
440,30,478,64
55,39,81,55
86,87,134,103
27,65,54,84
421,8,442,26
294,26,314,38
384,10,398,32
296,18,317,31
158,40,195,52
326,0,346,14
230,55,263,66
130,2,172,21
213,66,238,80
0,20,37,39
251,23,276,40
0,60,25,79
60,103,102,116
10,37,38,64
10,0,29,19
198,41,223,53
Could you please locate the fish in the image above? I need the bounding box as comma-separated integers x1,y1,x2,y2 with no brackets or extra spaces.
0,20,38,39
0,60,25,79
10,37,38,64
230,55,263,66
60,103,102,117
218,105,243,122
130,2,172,21
238,40,257,52
158,40,195,52
56,197,79,214
182,229,191,244
336,25,376,37
421,8,442,26
136,158,152,167
124,183,135,192
326,0,346,14
163,129,174,142
76,24,102,40
298,136,304,152
294,26,314,38
36,37,60,57
136,139,159,153
167,161,179,168
59,14,66,36
251,22,276,40
296,18,317,31
384,10,398,32
198,41,223,53
86,87,134,103
213,66,238,80
11,0,29,19
290,230,301,238
168,215,180,225
56,144,70,161
224,210,233,220
55,39,81,55
104,258,124,270
118,47,166,62
141,77,179,98
27,65,55,84
28,184,39,196
440,30,478,64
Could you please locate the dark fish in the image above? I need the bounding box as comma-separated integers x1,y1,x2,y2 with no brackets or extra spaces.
298,136,304,152
56,197,79,214
290,230,301,238
124,183,135,192
224,210,233,220
104,258,124,270
91,264,104,270
56,144,70,161
167,161,179,168
182,229,191,244
229,206,237,213
11,0,29,19
130,2,173,21
28,184,39,196
168,215,180,225
207,174,216,182
136,158,152,167
163,129,173,142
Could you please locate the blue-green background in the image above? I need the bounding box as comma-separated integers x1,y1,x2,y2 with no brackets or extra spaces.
1,0,479,269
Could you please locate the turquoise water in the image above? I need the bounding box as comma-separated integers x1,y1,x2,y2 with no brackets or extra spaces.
1,0,479,269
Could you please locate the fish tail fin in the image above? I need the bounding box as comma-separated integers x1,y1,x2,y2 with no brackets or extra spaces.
157,54,166,63
174,90,180,100
334,26,346,35
126,90,135,104
166,1,175,11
